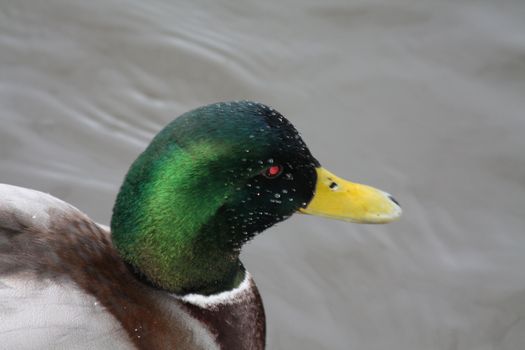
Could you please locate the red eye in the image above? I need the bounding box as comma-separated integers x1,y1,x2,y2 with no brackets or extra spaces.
263,165,283,178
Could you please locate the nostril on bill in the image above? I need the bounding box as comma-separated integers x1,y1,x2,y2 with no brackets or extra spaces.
388,195,401,207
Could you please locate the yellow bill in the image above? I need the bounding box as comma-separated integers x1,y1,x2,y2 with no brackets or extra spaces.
300,167,402,224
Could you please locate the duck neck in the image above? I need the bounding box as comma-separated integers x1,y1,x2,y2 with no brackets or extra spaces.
110,143,247,295
126,228,246,296
112,189,246,295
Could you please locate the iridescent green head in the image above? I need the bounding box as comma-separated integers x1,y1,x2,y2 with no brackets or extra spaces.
111,101,402,295
111,101,319,294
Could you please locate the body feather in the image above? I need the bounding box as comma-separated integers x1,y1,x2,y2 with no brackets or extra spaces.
0,184,264,349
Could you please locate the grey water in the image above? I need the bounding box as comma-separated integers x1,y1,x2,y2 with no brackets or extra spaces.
1,0,525,349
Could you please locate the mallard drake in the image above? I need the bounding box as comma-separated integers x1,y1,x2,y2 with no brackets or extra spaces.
0,101,401,349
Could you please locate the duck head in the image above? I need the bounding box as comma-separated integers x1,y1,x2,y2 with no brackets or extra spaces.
111,101,401,295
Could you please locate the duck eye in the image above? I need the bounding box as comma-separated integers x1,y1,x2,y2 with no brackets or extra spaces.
263,165,283,179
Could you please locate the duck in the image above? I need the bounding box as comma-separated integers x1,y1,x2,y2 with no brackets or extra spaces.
0,101,401,349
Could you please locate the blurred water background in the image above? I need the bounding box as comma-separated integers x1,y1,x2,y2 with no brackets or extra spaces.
1,0,525,349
